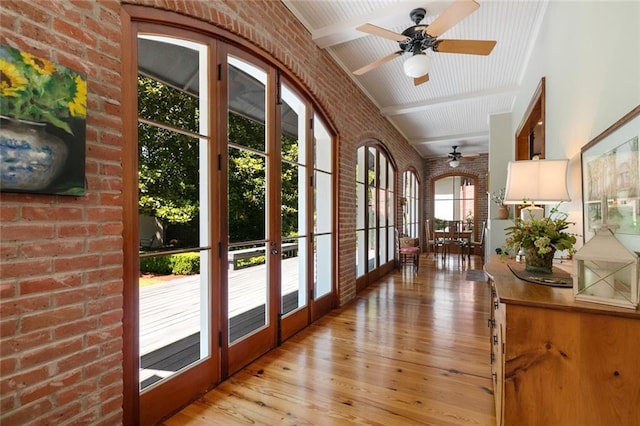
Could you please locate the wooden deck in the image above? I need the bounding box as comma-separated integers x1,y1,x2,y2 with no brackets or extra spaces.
139,257,301,387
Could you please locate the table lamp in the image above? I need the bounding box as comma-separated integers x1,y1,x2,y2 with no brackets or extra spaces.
503,159,571,220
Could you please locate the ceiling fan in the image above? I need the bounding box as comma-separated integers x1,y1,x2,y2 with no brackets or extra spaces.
353,0,496,86
447,145,479,167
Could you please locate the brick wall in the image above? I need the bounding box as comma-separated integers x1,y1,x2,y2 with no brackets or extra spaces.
0,0,424,424
0,1,124,424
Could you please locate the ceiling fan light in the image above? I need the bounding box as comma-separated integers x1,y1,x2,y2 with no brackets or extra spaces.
449,159,460,168
403,53,431,78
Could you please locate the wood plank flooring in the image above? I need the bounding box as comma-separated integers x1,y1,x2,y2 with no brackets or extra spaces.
163,255,496,425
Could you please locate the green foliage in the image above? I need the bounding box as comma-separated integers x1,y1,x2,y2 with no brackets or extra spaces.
139,253,200,275
504,206,577,255
434,218,446,230
137,75,300,246
137,76,200,228
237,255,265,269
1,44,86,135
139,256,172,275
228,113,267,242
170,253,200,275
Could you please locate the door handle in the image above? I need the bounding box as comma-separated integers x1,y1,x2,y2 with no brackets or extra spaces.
270,248,279,255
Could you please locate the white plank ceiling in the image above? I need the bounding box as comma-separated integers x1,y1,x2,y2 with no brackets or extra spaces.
282,0,549,159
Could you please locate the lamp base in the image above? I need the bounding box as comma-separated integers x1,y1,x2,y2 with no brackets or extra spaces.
520,206,543,220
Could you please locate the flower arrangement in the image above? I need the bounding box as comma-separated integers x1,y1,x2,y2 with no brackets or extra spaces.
504,206,577,256
490,188,505,206
0,44,86,135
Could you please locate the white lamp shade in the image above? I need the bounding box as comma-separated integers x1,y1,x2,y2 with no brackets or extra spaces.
403,53,431,78
449,159,460,168
503,159,570,204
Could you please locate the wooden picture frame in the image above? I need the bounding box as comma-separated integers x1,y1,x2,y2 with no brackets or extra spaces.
581,105,640,252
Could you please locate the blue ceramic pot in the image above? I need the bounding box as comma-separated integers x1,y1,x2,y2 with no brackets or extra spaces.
0,117,68,191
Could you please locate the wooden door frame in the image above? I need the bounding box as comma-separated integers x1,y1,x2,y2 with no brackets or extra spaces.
515,77,546,161
122,6,339,423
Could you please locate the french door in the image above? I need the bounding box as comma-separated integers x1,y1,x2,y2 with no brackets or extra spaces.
126,18,335,424
223,49,335,374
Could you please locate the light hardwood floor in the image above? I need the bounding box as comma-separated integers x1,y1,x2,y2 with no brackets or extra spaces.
164,254,496,425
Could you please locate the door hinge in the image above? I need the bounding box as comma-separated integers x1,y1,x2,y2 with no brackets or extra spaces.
217,63,222,81
310,175,313,187
218,241,222,258
218,154,222,171
277,312,282,345
276,71,282,105
218,330,223,347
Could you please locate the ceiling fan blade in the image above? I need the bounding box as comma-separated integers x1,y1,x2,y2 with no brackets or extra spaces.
436,39,496,55
356,23,408,42
414,74,429,86
425,0,480,37
353,51,402,75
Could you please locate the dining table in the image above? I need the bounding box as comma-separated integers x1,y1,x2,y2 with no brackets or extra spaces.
434,229,473,260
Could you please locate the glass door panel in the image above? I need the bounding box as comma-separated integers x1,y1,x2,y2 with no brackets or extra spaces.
314,233,333,299
280,83,308,321
135,32,217,426
310,115,334,318
227,137,268,344
356,147,366,277
137,36,211,391
355,144,395,287
226,53,275,374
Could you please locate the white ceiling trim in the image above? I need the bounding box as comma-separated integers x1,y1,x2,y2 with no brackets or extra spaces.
409,131,488,146
380,85,520,116
516,0,550,85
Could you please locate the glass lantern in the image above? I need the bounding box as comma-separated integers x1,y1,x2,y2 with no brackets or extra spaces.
573,227,639,309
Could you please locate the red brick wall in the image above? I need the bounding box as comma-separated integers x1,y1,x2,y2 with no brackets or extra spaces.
0,1,124,424
0,0,424,423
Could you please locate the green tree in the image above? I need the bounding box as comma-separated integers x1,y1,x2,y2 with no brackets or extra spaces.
138,76,200,246
138,75,300,247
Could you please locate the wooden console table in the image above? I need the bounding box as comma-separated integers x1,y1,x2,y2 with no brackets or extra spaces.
484,255,640,426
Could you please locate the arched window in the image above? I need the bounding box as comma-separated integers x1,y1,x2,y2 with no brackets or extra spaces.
402,169,420,238
433,174,476,231
123,14,336,423
355,143,395,288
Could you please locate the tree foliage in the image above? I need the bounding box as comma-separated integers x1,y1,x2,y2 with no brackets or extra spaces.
138,75,301,247
138,77,200,228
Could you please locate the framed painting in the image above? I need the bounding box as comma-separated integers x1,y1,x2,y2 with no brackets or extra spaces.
581,105,640,252
0,43,86,196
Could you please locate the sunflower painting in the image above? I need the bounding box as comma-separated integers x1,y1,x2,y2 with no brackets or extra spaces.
0,43,86,195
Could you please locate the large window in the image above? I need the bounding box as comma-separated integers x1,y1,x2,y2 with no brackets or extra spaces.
126,19,336,424
433,175,476,231
137,35,211,390
356,144,395,280
402,170,419,238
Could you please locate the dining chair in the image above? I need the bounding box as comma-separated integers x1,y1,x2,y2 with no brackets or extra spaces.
467,220,487,261
424,219,437,259
397,228,420,272
443,220,468,261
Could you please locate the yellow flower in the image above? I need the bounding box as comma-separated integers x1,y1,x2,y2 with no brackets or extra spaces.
68,74,87,118
0,58,28,97
21,51,56,75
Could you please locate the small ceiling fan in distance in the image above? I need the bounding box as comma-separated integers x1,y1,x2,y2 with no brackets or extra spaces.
447,145,478,168
353,0,496,86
